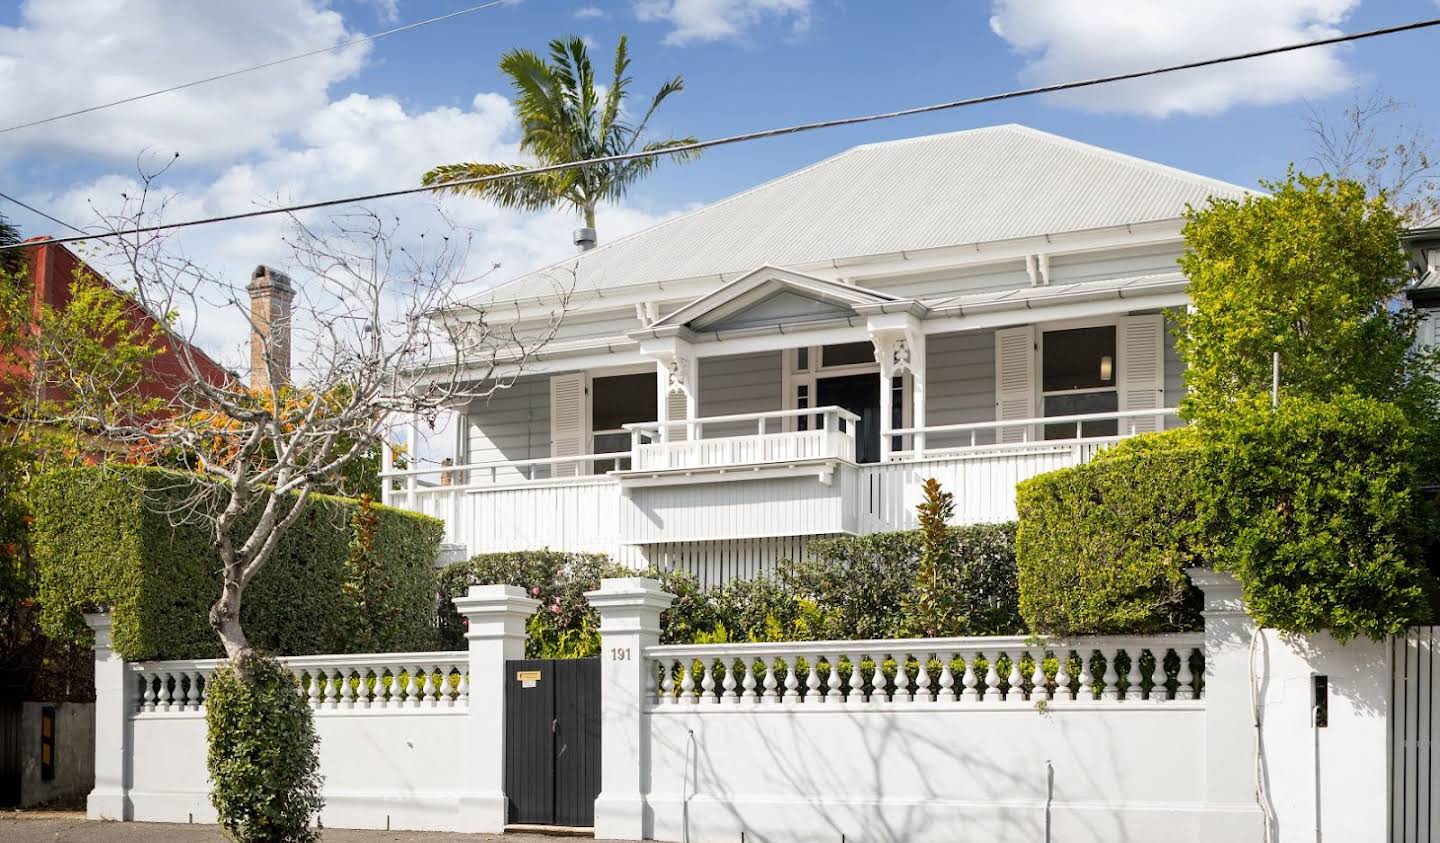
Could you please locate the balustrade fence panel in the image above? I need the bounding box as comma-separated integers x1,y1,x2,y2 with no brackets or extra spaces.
129,652,470,714
646,635,1204,706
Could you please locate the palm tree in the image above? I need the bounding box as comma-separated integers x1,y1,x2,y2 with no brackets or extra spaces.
422,35,698,249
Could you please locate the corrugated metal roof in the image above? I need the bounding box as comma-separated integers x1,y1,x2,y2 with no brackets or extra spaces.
477,124,1253,306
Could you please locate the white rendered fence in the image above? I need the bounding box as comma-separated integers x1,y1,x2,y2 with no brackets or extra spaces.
89,575,1403,842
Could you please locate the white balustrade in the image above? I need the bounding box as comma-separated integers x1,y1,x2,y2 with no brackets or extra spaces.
128,651,470,715
626,406,860,473
646,634,1204,707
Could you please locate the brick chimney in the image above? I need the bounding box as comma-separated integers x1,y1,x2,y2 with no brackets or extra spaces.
247,265,294,392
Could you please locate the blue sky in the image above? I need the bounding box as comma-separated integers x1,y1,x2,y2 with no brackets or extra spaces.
1,0,1438,358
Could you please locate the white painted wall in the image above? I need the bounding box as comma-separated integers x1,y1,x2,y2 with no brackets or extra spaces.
1258,630,1393,843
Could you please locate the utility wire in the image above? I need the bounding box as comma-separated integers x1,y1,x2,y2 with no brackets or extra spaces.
0,0,511,136
5,14,1439,253
0,190,85,235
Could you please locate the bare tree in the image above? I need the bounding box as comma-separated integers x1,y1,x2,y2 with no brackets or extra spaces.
1305,91,1440,225
19,161,570,667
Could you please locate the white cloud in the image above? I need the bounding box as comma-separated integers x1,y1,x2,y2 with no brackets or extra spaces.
988,0,1359,117
575,5,607,18
633,0,811,45
33,91,671,369
0,0,367,162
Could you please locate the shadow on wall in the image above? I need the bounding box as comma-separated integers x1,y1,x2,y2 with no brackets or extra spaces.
647,701,1179,843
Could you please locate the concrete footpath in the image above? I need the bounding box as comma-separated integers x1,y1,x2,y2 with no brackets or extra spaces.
0,813,619,841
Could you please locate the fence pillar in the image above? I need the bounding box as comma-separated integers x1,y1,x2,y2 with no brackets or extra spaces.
452,585,539,833
586,577,676,841
84,612,128,821
1191,569,1266,836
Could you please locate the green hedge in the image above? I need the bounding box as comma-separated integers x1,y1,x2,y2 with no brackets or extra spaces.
34,465,443,661
1016,397,1434,640
1016,429,1206,636
1200,396,1432,640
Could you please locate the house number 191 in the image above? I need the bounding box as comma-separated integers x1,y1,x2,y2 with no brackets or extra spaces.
610,647,631,661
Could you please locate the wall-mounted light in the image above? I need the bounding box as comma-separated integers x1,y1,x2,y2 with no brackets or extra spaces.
1099,355,1113,381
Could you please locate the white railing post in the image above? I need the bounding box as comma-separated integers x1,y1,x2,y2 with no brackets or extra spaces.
85,612,129,821
586,577,676,841
1190,569,1265,837
452,585,539,833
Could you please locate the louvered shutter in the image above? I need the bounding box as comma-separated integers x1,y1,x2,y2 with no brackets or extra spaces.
549,372,589,477
1117,315,1165,433
994,326,1036,444
666,390,689,442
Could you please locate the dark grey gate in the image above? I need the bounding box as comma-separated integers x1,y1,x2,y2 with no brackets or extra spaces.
0,679,22,808
504,658,600,827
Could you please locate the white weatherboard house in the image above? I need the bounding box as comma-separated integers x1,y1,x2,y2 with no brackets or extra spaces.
383,125,1248,582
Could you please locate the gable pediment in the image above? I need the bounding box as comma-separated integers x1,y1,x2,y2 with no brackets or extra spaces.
644,266,902,335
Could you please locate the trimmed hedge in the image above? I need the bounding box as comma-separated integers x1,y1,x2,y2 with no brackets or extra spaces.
1016,397,1434,640
1016,429,1205,636
1200,396,1432,640
34,465,443,661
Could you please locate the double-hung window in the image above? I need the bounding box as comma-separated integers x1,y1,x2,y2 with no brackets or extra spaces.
1040,326,1117,440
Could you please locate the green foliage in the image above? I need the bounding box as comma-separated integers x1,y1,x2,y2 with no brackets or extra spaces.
422,34,698,231
1175,171,1438,422
1,264,166,467
435,549,715,655
1017,397,1434,640
1198,395,1432,640
206,657,323,843
794,531,917,640
1016,428,1206,636
33,465,442,660
438,524,1021,651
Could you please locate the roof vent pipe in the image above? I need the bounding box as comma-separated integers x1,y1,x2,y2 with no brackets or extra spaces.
574,227,597,252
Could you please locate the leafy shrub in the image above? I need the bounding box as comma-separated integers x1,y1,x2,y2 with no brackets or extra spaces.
436,549,714,655
797,522,1022,639
1017,397,1434,640
1198,395,1432,640
796,531,918,640
33,465,442,661
1016,428,1206,636
206,657,323,842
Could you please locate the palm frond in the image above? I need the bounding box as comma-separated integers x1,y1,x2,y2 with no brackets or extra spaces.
421,162,575,212
605,137,702,203
626,75,686,153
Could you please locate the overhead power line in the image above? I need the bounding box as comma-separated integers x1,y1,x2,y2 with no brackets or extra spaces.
0,190,84,235
5,14,1439,253
0,0,511,136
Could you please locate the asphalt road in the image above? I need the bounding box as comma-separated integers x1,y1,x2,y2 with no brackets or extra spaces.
0,813,614,842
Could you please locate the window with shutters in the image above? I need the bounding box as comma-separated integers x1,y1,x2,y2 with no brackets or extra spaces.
1040,326,1117,440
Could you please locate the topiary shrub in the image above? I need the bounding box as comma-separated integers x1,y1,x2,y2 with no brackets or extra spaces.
33,465,442,661
1016,428,1206,636
1198,395,1433,640
206,656,323,843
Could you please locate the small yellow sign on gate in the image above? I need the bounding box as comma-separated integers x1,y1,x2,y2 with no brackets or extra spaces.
516,669,542,688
